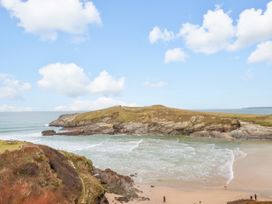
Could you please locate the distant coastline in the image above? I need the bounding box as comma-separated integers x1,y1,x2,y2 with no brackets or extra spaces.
244,107,272,109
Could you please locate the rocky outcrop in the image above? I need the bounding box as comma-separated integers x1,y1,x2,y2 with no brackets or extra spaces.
42,129,56,136
229,122,272,139
49,113,78,127
0,140,144,204
93,168,148,202
48,119,271,140
45,105,272,140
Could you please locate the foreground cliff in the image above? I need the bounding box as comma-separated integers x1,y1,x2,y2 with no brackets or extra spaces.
0,140,144,204
46,105,272,139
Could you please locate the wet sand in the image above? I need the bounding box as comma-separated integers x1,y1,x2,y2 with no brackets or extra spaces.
107,142,272,204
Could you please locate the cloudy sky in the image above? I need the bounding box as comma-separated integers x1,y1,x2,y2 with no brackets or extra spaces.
0,0,272,111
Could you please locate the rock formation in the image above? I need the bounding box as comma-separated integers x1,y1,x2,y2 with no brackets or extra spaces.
45,105,272,140
93,168,148,202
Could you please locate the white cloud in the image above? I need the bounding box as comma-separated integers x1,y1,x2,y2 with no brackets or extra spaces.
38,63,90,97
149,26,175,44
144,81,168,88
38,63,125,97
55,97,136,111
89,70,125,95
164,48,187,63
1,0,101,40
0,74,31,99
0,104,32,112
230,2,272,50
149,2,272,62
248,41,272,64
179,8,234,54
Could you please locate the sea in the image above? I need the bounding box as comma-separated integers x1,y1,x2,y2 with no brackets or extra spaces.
0,108,272,187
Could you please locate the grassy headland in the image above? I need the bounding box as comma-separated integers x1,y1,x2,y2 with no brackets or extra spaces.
73,105,272,126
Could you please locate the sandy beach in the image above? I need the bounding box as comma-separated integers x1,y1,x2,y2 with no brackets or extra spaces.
107,142,272,204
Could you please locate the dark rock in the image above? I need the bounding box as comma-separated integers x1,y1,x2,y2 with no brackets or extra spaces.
129,173,137,177
42,129,56,136
94,168,148,202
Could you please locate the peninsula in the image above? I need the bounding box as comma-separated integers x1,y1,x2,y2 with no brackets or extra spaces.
44,105,272,140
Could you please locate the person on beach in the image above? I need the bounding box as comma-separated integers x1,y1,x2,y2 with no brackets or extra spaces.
163,196,166,203
254,194,257,200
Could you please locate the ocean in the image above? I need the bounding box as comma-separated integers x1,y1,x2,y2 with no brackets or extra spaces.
0,108,271,187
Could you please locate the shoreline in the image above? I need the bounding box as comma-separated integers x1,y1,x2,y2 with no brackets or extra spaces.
107,142,272,204
107,184,272,204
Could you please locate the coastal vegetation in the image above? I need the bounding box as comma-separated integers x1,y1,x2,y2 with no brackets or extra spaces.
47,105,272,139
65,105,272,127
0,140,25,153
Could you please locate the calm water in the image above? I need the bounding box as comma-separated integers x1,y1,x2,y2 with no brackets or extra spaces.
201,108,272,115
0,108,270,186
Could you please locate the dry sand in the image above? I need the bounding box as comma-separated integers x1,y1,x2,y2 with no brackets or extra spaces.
107,142,272,204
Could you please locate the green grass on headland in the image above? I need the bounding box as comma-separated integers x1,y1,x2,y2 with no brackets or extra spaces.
73,105,272,127
0,140,25,153
219,113,272,127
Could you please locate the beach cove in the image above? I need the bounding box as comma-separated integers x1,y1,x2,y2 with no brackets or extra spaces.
1,111,272,203
108,141,272,204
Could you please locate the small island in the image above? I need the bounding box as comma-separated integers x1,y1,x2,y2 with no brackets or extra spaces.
44,105,272,140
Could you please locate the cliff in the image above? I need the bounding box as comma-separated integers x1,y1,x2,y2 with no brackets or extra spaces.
46,105,272,139
0,140,144,204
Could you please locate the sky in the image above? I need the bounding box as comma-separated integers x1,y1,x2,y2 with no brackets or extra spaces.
0,0,272,111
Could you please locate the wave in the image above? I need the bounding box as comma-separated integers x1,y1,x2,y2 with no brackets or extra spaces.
234,148,247,161
129,139,143,152
79,142,104,151
0,131,42,140
224,148,247,185
225,149,235,185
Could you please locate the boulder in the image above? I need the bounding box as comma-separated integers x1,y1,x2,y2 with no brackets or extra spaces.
42,129,56,136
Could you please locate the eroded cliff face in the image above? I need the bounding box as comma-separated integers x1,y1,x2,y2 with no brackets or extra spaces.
45,105,272,139
0,140,107,204
0,140,145,204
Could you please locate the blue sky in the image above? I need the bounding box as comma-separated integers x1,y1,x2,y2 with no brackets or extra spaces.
0,0,272,111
